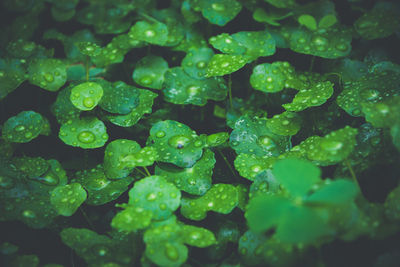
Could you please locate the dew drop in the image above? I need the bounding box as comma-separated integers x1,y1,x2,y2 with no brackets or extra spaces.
78,131,96,144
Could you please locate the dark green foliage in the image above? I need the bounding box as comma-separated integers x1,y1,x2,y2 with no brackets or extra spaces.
1,0,400,266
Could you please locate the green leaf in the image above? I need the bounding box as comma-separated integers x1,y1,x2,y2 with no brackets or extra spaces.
181,225,217,247
318,14,337,29
98,80,140,115
264,0,296,8
250,61,301,93
129,20,169,46
384,186,400,221
147,120,205,168
276,205,333,243
206,132,229,147
229,115,290,157
234,153,275,181
155,149,216,195
128,176,181,220
246,195,292,233
28,58,67,91
2,111,46,143
200,0,242,26
58,117,108,149
111,205,153,232
272,158,321,197
73,165,134,205
104,139,141,179
76,41,101,56
70,81,103,111
106,88,157,127
230,31,276,59
282,80,334,112
298,15,317,31
289,27,352,59
354,2,400,40
209,33,246,54
182,47,214,79
205,54,249,77
51,84,81,124
0,59,26,100
50,183,87,216
61,227,135,266
104,139,158,179
180,184,238,220
133,55,169,89
163,67,227,106
12,156,49,178
336,63,400,118
266,111,301,136
301,126,358,165
306,179,358,205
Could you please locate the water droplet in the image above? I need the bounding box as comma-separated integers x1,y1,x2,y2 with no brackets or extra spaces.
194,140,203,147
44,73,54,82
212,3,225,11
145,30,155,37
164,243,179,261
146,192,157,201
257,135,275,149
186,85,200,95
22,210,36,218
140,76,153,85
33,169,59,186
156,131,166,138
168,135,191,149
83,97,95,108
321,140,343,151
14,125,25,132
196,61,206,69
78,131,96,144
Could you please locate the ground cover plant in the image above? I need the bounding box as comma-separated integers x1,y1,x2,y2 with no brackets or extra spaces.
1,0,400,266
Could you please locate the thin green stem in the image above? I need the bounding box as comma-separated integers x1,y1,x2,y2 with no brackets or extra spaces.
217,148,236,178
309,55,315,72
138,12,160,23
228,74,233,108
135,167,147,177
345,159,360,191
143,166,151,176
85,55,89,81
80,206,95,230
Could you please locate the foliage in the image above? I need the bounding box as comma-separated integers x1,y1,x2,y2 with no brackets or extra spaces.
1,0,400,266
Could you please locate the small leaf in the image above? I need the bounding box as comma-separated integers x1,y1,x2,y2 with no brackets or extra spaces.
133,55,169,89
58,117,108,149
318,14,337,29
272,158,321,197
298,15,317,31
70,82,103,111
2,111,46,143
128,176,181,220
306,179,358,205
50,183,87,216
246,195,292,233
206,54,249,77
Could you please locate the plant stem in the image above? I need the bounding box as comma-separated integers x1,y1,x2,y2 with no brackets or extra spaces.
217,148,236,178
228,74,233,108
309,55,315,72
85,55,89,81
345,159,360,191
135,167,147,177
80,206,95,230
143,166,151,176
